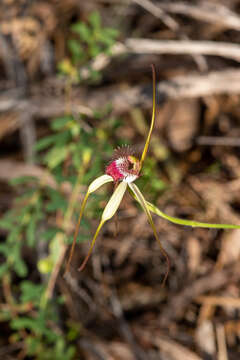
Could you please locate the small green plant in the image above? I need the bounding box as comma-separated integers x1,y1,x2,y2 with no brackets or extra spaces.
0,11,120,359
59,11,119,83
0,110,120,358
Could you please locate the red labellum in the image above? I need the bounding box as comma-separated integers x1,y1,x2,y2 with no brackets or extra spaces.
106,160,124,182
106,146,141,183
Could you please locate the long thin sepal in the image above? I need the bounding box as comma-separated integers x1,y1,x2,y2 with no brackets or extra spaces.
140,64,156,169
147,201,240,229
79,181,127,271
102,181,127,221
65,192,89,274
129,182,170,286
78,220,105,271
65,174,113,274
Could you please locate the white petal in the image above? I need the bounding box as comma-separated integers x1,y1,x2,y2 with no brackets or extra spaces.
88,174,113,193
102,181,127,221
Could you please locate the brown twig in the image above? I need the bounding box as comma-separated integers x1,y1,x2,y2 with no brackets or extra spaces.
110,289,147,360
159,267,238,325
44,239,68,302
132,0,208,71
126,39,240,62
216,324,229,360
2,68,240,121
160,1,240,31
197,136,240,147
196,295,240,309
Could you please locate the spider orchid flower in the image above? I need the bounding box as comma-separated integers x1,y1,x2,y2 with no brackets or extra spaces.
65,65,240,283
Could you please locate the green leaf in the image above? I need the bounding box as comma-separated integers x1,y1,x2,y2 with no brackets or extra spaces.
71,23,91,42
51,116,72,131
98,29,118,47
72,149,83,169
8,227,22,244
147,201,240,229
151,178,167,191
9,176,38,186
0,214,14,230
36,132,71,153
41,227,62,242
20,281,45,306
26,216,37,247
0,263,9,278
26,336,42,356
89,11,101,29
103,27,119,39
89,44,102,58
0,244,10,256
11,317,39,333
68,39,84,61
14,257,28,277
15,189,37,203
46,188,67,213
69,121,81,138
35,135,59,151
44,146,68,169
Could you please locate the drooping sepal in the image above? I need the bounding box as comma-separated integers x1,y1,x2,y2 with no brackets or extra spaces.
128,182,170,286
65,174,113,274
146,201,240,229
78,181,128,272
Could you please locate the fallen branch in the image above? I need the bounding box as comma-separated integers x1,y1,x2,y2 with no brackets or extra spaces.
132,0,208,71
126,38,240,62
1,69,240,121
159,267,239,325
82,37,240,80
160,1,240,31
0,159,72,195
88,68,240,109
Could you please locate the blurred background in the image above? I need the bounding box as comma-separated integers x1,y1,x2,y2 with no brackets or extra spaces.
1,0,240,359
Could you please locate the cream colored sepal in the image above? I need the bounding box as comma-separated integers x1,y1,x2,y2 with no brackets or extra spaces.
88,174,113,193
102,181,127,221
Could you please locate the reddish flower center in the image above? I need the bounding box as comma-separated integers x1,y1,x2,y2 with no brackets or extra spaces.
106,160,124,182
106,149,141,183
